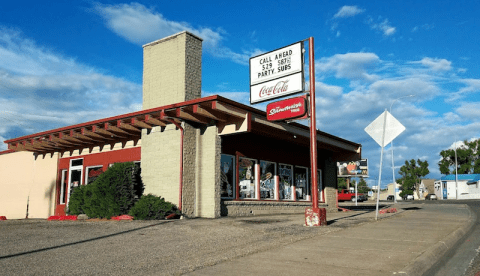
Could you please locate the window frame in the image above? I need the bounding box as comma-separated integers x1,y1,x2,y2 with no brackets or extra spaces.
278,163,294,200
238,157,257,200
294,165,309,201
85,165,104,185
220,154,236,199
259,160,277,200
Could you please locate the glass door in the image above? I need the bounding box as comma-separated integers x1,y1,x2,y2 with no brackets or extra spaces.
67,159,83,205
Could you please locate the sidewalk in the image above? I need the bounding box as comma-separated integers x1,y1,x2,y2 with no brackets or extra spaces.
186,203,473,276
0,203,473,275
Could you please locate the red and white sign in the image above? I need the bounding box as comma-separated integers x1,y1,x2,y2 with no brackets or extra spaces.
249,42,304,104
250,72,303,104
266,96,307,121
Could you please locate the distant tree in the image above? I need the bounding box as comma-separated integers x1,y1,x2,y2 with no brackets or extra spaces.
438,138,480,175
398,159,429,198
356,178,370,194
337,177,347,191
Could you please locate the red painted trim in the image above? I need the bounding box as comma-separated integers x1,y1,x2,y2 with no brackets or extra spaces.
4,95,360,149
59,147,141,169
309,37,319,210
0,149,15,156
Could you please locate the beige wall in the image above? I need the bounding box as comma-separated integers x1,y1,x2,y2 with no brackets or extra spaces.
194,125,221,218
141,125,181,206
142,31,202,109
0,151,58,219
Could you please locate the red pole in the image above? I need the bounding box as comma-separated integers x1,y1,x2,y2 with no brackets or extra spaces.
309,37,318,209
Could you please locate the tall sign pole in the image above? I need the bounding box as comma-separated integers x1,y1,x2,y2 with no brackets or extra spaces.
309,37,318,209
249,37,326,226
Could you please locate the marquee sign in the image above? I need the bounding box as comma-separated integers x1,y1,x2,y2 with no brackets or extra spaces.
250,42,304,104
266,96,308,121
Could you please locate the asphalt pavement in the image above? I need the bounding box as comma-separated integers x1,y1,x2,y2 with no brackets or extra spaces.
0,202,474,276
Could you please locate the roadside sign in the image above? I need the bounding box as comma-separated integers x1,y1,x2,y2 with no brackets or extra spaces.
266,95,307,121
337,159,368,177
364,110,405,147
250,42,304,104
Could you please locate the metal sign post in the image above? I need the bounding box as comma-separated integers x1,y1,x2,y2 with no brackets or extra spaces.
365,110,406,220
309,37,318,210
249,37,325,226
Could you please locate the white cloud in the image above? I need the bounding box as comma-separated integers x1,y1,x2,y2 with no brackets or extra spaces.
455,102,480,120
368,18,396,36
94,2,254,65
333,6,365,18
316,53,380,82
416,57,452,71
0,27,142,143
446,78,480,102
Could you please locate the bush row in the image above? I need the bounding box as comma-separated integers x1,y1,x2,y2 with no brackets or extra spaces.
67,162,180,220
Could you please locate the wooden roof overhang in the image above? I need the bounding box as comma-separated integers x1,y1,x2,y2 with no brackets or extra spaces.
4,95,361,160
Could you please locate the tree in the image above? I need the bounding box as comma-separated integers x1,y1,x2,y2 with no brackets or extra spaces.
356,178,370,194
398,159,429,198
438,138,480,175
337,177,347,191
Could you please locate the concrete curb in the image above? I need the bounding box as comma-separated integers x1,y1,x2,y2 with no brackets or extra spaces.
398,204,476,276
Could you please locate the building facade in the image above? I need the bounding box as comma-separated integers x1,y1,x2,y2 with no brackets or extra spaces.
439,174,480,200
1,31,362,219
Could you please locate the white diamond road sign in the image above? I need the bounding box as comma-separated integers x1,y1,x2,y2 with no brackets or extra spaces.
364,111,405,147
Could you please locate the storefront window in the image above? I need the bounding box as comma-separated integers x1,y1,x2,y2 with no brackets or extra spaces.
279,164,293,200
221,155,235,198
308,169,323,202
85,166,103,185
239,157,256,199
295,166,309,200
260,161,276,200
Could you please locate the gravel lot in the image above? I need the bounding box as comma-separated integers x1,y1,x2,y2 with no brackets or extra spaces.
0,210,388,275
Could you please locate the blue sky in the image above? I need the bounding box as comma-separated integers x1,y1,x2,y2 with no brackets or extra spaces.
1,1,479,188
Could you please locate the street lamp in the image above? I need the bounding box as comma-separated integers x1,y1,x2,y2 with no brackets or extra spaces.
455,136,458,199
390,95,414,203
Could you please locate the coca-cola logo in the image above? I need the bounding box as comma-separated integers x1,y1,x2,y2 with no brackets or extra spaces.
259,80,289,98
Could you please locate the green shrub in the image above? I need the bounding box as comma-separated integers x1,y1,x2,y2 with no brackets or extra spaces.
84,162,143,218
129,194,180,220
67,185,86,215
67,162,144,218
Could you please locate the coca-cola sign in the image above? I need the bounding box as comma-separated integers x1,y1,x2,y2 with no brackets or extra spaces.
249,41,304,104
266,96,307,121
250,72,303,104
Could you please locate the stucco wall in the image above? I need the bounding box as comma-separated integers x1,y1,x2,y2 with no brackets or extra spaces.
194,125,221,218
0,151,58,219
141,125,181,206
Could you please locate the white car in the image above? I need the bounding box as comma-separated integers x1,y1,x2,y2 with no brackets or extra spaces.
404,194,414,200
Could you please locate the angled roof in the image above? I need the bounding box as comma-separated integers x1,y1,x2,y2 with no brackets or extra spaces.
4,95,361,159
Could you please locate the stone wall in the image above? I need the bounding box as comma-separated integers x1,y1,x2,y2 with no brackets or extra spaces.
222,201,329,217
194,125,221,218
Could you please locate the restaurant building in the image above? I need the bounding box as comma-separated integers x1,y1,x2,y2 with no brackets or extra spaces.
0,31,362,219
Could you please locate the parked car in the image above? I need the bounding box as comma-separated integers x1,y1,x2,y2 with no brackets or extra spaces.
403,194,414,200
386,195,394,201
425,194,437,200
338,189,368,202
